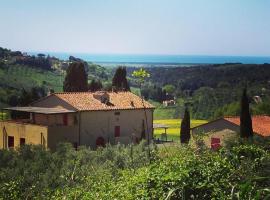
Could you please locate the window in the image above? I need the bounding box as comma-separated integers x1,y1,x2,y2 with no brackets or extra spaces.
63,114,68,126
211,137,221,150
20,138,26,146
8,136,14,148
114,112,120,116
114,126,120,137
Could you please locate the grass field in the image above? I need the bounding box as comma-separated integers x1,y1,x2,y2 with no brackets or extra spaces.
153,119,208,141
153,107,176,119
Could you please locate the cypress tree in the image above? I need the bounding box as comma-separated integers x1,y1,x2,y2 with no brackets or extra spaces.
141,120,146,140
240,88,253,138
63,62,88,92
180,107,191,143
112,66,130,91
88,79,103,92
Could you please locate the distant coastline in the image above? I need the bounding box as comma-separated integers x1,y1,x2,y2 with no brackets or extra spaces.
28,52,270,65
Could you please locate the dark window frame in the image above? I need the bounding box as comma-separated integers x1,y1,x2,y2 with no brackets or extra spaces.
114,112,120,116
114,126,120,137
8,136,14,148
20,138,26,146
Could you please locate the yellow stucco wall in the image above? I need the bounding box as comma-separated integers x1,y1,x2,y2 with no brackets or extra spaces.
0,121,48,149
191,119,239,135
191,119,240,148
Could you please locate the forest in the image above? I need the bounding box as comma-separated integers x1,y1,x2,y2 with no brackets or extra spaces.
127,64,270,119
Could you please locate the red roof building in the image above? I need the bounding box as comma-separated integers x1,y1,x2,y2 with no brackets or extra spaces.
192,115,270,137
225,115,270,137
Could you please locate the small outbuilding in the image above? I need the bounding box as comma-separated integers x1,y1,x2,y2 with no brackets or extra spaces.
191,115,270,147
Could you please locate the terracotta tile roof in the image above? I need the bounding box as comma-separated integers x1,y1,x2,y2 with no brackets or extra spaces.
52,91,155,111
224,115,270,137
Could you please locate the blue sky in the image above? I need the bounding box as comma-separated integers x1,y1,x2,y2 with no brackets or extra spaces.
0,0,270,56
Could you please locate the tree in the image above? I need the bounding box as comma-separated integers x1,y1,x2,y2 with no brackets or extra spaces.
112,66,130,91
88,79,103,92
63,62,88,92
18,87,46,106
141,120,146,140
180,107,190,144
240,88,253,138
132,68,150,145
163,84,175,95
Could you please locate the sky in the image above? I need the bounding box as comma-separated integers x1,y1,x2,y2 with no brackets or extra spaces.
0,0,270,56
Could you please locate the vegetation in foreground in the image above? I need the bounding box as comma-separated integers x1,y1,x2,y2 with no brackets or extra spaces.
0,139,269,200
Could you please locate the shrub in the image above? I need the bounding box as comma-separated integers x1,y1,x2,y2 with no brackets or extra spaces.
0,141,269,199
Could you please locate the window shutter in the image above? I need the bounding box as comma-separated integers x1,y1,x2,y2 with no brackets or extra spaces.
114,126,120,137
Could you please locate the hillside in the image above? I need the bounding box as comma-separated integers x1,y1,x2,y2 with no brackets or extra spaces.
1,47,270,120
0,47,111,108
127,64,270,119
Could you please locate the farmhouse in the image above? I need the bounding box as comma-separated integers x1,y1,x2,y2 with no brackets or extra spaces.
0,91,154,150
191,115,270,147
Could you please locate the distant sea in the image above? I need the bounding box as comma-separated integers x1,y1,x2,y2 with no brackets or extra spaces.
29,52,270,65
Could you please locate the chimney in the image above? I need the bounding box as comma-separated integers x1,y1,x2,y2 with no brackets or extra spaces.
93,91,110,104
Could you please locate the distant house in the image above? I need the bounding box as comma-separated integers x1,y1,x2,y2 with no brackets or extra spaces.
0,91,154,150
253,96,262,104
191,115,270,147
162,99,176,107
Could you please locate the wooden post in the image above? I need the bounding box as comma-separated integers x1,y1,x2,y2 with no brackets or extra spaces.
165,127,167,142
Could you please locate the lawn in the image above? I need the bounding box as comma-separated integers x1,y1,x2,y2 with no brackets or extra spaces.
153,119,208,141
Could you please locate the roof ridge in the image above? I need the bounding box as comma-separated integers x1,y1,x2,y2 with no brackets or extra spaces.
224,115,270,118
224,115,238,118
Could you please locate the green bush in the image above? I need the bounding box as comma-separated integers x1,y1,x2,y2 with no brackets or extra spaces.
0,141,269,199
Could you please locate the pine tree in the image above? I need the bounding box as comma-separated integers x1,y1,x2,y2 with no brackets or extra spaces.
112,66,130,91
180,107,191,143
240,88,253,138
63,62,88,92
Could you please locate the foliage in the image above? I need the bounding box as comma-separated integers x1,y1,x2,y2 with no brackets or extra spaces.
214,101,240,118
63,62,88,92
15,55,52,70
88,79,103,92
180,107,191,143
141,84,166,102
16,87,46,106
0,141,269,199
112,66,130,91
240,88,253,138
0,64,63,108
128,64,270,119
132,68,150,85
163,84,175,95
